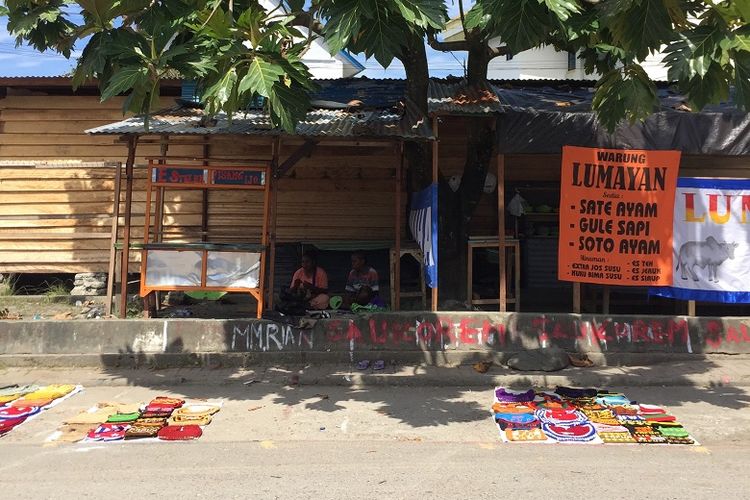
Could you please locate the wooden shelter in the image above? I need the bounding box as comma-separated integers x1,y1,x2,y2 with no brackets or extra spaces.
85,96,435,317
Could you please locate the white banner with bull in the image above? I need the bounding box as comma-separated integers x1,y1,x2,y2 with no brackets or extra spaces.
650,178,750,303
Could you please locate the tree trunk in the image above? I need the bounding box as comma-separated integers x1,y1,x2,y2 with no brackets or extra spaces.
402,38,432,192
397,37,497,306
437,45,495,303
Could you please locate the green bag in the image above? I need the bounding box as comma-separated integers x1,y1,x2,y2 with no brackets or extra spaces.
106,411,141,423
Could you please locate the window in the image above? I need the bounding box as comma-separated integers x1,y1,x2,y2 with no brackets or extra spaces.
568,51,577,71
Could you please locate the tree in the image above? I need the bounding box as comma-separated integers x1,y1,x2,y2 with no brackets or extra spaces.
4,0,749,301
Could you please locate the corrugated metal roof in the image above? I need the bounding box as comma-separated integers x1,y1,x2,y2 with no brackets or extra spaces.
86,101,433,140
85,77,745,139
429,78,743,115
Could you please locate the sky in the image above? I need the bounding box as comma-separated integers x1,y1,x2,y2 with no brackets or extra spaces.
0,2,469,78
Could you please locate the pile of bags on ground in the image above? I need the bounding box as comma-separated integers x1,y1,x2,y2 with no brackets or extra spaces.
491,386,695,445
54,396,221,443
0,384,80,437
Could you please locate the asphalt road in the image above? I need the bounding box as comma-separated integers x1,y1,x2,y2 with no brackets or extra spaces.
1,380,749,499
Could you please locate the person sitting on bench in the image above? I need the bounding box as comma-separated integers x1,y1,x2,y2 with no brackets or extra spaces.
279,250,329,314
344,251,381,308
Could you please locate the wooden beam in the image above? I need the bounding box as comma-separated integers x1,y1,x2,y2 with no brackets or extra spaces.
688,300,696,316
573,282,581,314
394,141,403,311
275,139,318,179
497,154,507,312
119,136,138,318
104,161,122,317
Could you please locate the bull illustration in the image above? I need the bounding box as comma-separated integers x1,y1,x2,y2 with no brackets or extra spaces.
676,236,738,283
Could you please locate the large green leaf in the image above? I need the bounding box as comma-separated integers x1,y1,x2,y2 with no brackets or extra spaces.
542,0,581,21
592,65,659,132
204,68,239,114
100,66,149,101
683,62,730,110
663,26,725,81
473,0,552,53
604,0,675,60
732,51,750,109
268,81,310,133
393,0,446,29
78,0,113,28
239,58,285,98
354,1,403,67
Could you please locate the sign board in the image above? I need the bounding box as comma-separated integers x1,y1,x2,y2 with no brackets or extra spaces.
558,146,681,286
152,166,266,188
212,169,265,186
650,178,750,303
409,183,438,288
153,167,206,185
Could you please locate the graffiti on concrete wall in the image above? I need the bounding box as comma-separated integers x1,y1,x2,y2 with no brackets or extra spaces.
321,314,750,353
231,322,313,352
225,314,750,353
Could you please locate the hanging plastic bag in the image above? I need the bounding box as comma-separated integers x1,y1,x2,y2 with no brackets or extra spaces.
508,192,526,217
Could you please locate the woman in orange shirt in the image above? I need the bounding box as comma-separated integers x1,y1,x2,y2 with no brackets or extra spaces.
281,250,329,313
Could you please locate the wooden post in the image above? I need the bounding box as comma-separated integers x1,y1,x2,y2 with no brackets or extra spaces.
142,160,154,318
602,285,611,314
119,136,138,318
268,137,280,311
201,137,209,242
431,118,439,311
497,154,507,312
514,241,521,311
153,136,169,311
573,282,581,314
687,300,696,316
257,158,273,318
105,161,123,317
394,141,403,311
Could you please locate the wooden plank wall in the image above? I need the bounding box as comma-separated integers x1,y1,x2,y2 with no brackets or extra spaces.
0,93,403,273
2,98,747,274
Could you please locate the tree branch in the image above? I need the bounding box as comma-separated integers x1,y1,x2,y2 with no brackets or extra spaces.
289,11,324,35
427,32,470,52
487,45,510,59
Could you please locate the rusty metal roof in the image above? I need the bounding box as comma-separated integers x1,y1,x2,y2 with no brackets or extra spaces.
86,100,433,140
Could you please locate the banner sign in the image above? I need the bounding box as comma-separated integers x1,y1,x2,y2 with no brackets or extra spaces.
558,146,681,286
153,167,206,185
409,183,438,288
152,166,266,189
650,178,750,303
212,169,265,186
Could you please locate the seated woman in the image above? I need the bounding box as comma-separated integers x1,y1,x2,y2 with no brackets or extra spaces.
279,250,329,314
344,251,382,308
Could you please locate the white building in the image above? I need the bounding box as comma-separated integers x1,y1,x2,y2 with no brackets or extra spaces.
259,0,364,79
441,18,669,81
